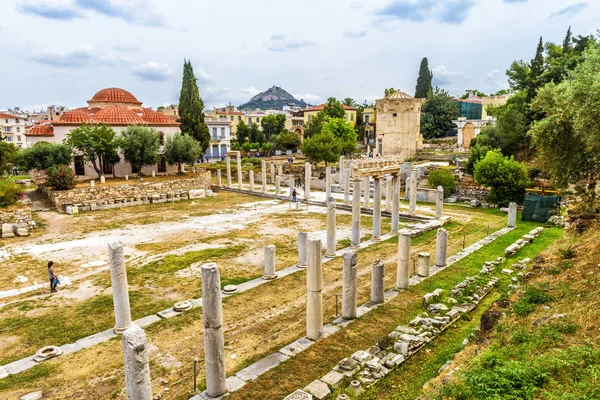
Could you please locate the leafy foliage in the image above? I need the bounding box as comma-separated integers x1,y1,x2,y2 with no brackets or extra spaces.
302,131,342,166
273,131,301,150
323,97,346,119
16,142,72,172
118,126,160,173
236,120,249,144
64,123,120,177
178,60,209,151
321,118,357,155
0,142,18,175
164,133,201,173
427,169,456,195
420,87,460,139
46,164,76,190
304,111,329,139
384,88,397,97
474,149,530,205
415,57,433,99
260,114,286,141
0,178,22,207
466,145,492,175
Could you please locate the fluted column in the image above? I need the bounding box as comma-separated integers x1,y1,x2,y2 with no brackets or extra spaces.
351,178,361,248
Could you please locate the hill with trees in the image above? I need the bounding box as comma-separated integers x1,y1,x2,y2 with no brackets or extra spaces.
238,86,308,110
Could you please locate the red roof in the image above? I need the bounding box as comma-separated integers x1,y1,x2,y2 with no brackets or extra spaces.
26,125,54,137
0,113,17,119
304,104,357,112
88,88,142,105
141,108,176,125
58,110,91,124
91,106,145,125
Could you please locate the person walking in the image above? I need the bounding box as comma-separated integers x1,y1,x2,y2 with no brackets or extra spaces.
48,261,58,293
292,189,297,203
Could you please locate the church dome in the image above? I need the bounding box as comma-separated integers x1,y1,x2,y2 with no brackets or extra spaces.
88,88,142,105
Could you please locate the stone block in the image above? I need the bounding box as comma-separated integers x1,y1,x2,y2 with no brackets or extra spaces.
284,389,313,400
236,352,289,381
16,228,30,237
304,379,330,400
189,189,206,199
279,337,314,357
20,391,43,400
321,370,344,388
1,223,15,238
133,314,161,328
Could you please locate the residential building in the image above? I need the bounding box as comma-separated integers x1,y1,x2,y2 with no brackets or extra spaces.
46,105,68,121
207,105,245,136
300,104,358,127
374,91,426,160
157,105,179,122
25,87,181,177
204,118,232,160
362,107,376,145
0,112,28,149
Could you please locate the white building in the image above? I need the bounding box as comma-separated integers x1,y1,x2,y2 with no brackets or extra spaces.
0,112,28,149
25,87,181,177
204,118,232,160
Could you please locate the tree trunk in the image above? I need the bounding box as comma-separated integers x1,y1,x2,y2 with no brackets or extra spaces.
92,158,102,178
178,163,183,174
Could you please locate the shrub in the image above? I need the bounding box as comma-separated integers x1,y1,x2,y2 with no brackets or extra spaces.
427,169,456,195
0,179,23,207
466,145,492,175
241,157,261,166
474,149,531,206
46,165,76,190
16,142,72,172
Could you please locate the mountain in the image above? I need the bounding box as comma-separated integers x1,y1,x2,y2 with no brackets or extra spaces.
238,86,308,110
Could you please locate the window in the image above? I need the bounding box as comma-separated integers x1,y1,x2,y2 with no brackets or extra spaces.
257,118,260,123
350,113,354,121
221,127,225,138
157,157,167,173
248,118,252,124
344,114,348,120
17,136,21,142
4,119,7,123
393,113,397,117
15,119,19,123
308,115,312,122
5,137,12,142
212,127,217,139
16,127,20,133
230,116,234,121
159,132,165,145
238,116,241,121
365,115,369,123
3,127,11,133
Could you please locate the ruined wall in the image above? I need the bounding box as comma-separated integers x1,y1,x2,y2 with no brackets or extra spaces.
40,172,212,212
0,207,36,238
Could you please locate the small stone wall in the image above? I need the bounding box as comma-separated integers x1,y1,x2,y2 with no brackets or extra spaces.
40,173,212,213
455,176,490,201
405,187,438,203
0,207,36,238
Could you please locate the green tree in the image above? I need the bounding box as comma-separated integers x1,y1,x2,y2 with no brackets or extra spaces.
415,57,433,99
562,26,572,53
0,141,18,175
321,118,357,155
164,133,201,174
16,142,72,172
273,131,301,150
119,126,161,174
474,149,530,206
236,120,249,144
466,145,492,175
427,169,456,195
64,123,119,177
342,98,356,107
459,90,487,99
323,97,346,119
384,88,397,97
260,114,286,141
479,92,530,157
178,60,209,151
302,131,342,166
248,123,260,143
304,111,328,139
420,87,460,139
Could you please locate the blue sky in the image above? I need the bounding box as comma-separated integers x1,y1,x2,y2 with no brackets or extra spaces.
1,0,598,111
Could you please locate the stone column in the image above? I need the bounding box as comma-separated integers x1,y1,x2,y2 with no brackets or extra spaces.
261,160,267,193
417,165,425,179
122,326,152,400
304,162,311,199
339,155,345,184
297,232,307,268
263,245,277,280
249,170,254,191
342,252,357,320
508,202,517,227
237,156,242,190
201,263,228,398
396,232,411,289
372,176,381,241
306,238,323,340
435,228,448,268
226,156,232,188
277,164,283,177
275,176,281,196
289,176,294,199
325,196,336,257
436,185,444,219
409,169,417,214
371,259,385,304
385,176,392,212
351,178,361,248
343,168,350,205
362,176,370,208
417,252,430,277
325,166,331,202
217,169,222,187
391,174,400,234
270,163,275,183
108,241,132,334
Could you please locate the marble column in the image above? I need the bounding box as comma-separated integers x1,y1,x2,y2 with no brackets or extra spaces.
435,228,448,268
270,162,275,183
297,232,307,268
108,241,132,334
289,176,294,199
249,170,254,191
261,160,267,193
306,238,323,340
409,169,417,214
339,155,345,184
362,176,370,208
342,252,357,320
508,202,517,227
226,156,232,188
325,197,336,257
122,326,152,400
277,164,283,177
436,185,444,219
396,232,411,289
391,174,400,234
417,252,430,277
371,259,385,304
325,167,331,201
372,177,381,241
237,156,242,190
275,176,281,196
385,176,392,212
217,169,222,187
304,162,311,199
351,178,361,248
343,168,350,205
263,245,277,280
201,263,228,398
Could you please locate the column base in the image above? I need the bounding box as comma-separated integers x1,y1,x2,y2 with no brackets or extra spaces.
297,263,307,269
324,252,336,258
371,237,380,242
350,244,360,250
113,324,133,334
262,274,277,280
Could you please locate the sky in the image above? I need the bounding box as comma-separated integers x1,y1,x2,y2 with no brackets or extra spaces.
1,0,598,111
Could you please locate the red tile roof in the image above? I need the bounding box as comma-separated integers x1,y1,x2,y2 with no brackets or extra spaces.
91,105,145,125
141,108,176,125
88,88,142,105
57,110,91,124
0,113,17,119
304,104,357,112
26,124,54,136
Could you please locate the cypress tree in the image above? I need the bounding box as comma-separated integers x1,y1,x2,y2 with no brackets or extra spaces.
528,37,545,103
178,60,209,152
562,26,572,53
415,57,433,99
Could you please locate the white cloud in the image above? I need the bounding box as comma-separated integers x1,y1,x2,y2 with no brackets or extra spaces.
131,61,173,81
485,69,509,92
30,45,134,68
196,68,212,83
267,35,317,52
432,64,470,86
203,86,263,108
293,93,322,103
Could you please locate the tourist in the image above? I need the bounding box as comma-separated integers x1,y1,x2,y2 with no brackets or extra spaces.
292,189,297,202
47,261,59,293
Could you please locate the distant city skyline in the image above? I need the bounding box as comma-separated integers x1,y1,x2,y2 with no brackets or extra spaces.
2,0,597,111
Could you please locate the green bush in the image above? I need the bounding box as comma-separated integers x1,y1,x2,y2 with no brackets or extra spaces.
0,179,23,207
474,149,531,206
16,142,72,172
427,169,456,195
241,157,261,166
46,165,76,190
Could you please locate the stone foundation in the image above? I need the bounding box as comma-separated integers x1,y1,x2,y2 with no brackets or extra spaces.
40,173,213,213
0,207,36,238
